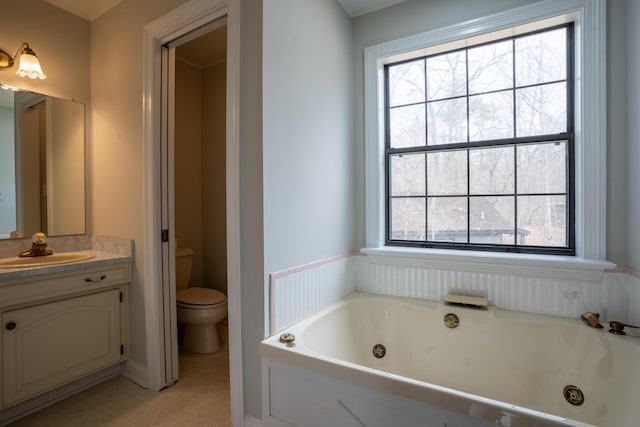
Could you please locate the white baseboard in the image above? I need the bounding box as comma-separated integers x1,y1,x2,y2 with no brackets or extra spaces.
120,358,149,388
244,414,263,427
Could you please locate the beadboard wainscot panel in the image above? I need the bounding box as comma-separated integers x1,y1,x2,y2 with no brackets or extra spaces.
269,252,359,334
627,270,640,326
269,252,637,333
600,267,640,325
598,269,631,322
355,253,603,318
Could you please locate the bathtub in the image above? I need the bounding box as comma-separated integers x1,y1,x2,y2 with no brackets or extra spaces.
260,292,640,427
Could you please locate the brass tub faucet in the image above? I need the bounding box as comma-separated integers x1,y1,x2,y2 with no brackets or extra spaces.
580,312,603,329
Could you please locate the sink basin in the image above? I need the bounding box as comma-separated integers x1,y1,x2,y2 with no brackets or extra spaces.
0,252,95,268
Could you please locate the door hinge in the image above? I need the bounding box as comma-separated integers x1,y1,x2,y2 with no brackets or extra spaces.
161,229,169,242
120,344,124,355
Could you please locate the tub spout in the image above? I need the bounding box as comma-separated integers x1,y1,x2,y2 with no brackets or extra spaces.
580,312,603,328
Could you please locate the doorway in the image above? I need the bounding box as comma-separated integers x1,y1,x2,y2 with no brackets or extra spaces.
169,17,228,376
172,22,227,307
141,1,243,425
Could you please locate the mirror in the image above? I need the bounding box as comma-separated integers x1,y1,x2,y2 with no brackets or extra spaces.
0,87,85,239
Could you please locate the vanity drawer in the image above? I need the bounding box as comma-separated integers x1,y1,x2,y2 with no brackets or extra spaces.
0,264,131,309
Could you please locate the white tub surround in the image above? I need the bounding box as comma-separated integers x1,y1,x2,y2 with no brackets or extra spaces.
262,292,640,427
267,249,640,334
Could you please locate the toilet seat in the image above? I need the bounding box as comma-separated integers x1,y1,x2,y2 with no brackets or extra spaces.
177,287,226,308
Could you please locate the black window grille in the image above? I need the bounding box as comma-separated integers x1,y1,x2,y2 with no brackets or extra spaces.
384,23,575,255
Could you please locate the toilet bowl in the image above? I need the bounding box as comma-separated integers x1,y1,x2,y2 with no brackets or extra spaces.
177,287,227,353
176,247,227,353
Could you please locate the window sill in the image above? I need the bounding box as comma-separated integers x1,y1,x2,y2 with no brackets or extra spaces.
360,246,615,282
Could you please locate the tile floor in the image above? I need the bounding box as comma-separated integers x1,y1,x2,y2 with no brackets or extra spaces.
9,325,230,427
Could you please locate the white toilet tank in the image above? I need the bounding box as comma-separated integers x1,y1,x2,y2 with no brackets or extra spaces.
175,247,194,291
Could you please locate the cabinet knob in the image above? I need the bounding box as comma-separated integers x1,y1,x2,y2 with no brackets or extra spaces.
5,321,16,330
85,275,107,283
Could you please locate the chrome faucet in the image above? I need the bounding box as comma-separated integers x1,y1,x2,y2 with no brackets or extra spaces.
19,232,53,257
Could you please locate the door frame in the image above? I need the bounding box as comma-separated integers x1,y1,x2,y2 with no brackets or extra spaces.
142,0,243,424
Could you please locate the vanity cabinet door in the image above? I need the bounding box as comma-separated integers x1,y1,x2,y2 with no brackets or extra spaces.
1,289,122,407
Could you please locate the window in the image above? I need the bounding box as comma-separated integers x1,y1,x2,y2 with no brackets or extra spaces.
384,24,574,255
364,0,607,275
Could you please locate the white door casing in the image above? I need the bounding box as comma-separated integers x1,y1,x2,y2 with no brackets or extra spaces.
142,0,243,424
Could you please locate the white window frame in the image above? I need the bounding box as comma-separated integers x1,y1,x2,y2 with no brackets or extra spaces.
362,0,613,279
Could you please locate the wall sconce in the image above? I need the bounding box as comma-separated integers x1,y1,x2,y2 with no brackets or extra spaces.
0,42,46,80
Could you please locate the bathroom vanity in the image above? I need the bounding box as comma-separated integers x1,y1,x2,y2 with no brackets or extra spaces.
0,244,132,420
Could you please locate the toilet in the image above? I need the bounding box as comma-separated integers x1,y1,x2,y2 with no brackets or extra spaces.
175,247,227,353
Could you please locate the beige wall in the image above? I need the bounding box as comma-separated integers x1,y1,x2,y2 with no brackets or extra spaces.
174,59,227,292
175,59,204,286
0,0,90,103
202,62,227,293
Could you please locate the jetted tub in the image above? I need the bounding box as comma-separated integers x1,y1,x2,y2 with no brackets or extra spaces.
260,292,640,427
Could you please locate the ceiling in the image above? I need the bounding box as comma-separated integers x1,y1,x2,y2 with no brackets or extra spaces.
43,0,125,21
45,0,408,21
337,0,409,17
41,0,405,68
176,25,227,69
